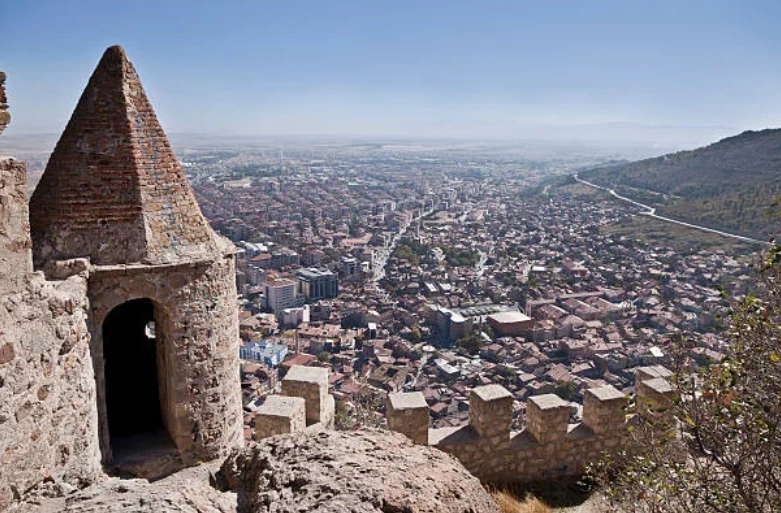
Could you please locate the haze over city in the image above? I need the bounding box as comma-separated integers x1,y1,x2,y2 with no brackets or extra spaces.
4,2,781,512
3,0,781,147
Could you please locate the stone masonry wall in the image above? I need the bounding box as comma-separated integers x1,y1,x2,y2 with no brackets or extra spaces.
0,72,9,135
388,367,673,484
0,73,101,512
254,365,336,441
0,159,33,296
87,253,244,466
0,273,100,511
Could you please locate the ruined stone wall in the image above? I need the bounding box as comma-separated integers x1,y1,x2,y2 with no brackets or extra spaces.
0,74,101,511
387,367,674,484
0,73,9,135
0,275,100,510
87,253,243,465
0,158,33,295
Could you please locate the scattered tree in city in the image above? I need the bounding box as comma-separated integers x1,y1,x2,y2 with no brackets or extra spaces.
593,249,781,513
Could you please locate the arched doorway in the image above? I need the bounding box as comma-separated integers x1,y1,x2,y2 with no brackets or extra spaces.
102,298,174,460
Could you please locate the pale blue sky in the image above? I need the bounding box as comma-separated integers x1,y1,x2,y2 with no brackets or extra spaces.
3,1,781,139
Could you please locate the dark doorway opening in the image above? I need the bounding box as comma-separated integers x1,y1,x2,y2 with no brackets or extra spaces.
101,298,180,479
104,298,163,437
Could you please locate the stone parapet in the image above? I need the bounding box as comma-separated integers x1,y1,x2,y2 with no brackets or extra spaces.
282,365,330,425
387,392,429,444
254,395,306,439
0,274,101,511
0,158,33,295
387,368,672,485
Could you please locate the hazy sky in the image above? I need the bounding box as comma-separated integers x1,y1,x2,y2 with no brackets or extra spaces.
3,1,781,141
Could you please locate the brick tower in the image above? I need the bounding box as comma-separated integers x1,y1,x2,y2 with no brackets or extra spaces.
29,46,243,476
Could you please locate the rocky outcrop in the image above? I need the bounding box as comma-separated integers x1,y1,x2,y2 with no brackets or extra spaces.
10,429,499,512
7,465,235,513
219,429,499,513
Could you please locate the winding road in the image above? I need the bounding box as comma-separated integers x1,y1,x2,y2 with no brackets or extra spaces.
573,174,769,246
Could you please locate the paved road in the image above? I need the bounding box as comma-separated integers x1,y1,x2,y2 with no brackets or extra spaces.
371,207,436,298
573,174,769,246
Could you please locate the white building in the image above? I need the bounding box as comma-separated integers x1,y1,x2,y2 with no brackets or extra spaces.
264,278,299,313
282,305,310,327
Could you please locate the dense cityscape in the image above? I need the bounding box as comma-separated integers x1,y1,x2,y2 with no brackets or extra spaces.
3,2,781,510
181,142,761,440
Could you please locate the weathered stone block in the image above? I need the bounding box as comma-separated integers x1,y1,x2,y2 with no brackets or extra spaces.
254,395,306,439
636,376,676,417
526,394,570,443
0,158,33,296
387,391,429,445
319,394,335,430
582,385,627,435
0,71,9,136
635,365,673,383
282,365,329,424
469,384,512,439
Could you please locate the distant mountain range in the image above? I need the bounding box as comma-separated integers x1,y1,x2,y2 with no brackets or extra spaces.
579,128,781,240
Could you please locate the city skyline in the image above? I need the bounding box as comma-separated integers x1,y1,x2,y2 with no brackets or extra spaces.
3,1,781,143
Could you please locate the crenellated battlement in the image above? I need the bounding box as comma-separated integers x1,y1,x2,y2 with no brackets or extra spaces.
256,364,675,484
254,365,336,440
387,365,675,484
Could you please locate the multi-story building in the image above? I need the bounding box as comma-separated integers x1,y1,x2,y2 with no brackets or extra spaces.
296,267,339,301
264,278,299,313
340,255,358,277
271,249,300,270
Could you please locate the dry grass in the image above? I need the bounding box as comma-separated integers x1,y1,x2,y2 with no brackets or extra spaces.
491,489,552,513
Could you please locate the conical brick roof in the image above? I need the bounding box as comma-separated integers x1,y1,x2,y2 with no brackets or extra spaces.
30,46,222,266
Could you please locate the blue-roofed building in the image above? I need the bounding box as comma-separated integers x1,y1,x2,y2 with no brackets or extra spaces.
240,340,289,367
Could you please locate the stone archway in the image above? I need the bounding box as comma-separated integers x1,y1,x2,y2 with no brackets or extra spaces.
101,298,177,471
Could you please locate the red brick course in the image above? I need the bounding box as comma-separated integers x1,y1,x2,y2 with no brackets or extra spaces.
30,46,218,266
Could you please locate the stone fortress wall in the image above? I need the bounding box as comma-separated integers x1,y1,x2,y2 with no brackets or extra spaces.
388,365,674,483
0,73,102,511
258,363,674,485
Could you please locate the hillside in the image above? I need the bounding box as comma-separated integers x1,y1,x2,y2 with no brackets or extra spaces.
579,129,781,239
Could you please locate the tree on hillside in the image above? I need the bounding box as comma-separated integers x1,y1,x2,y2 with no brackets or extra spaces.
593,250,781,512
